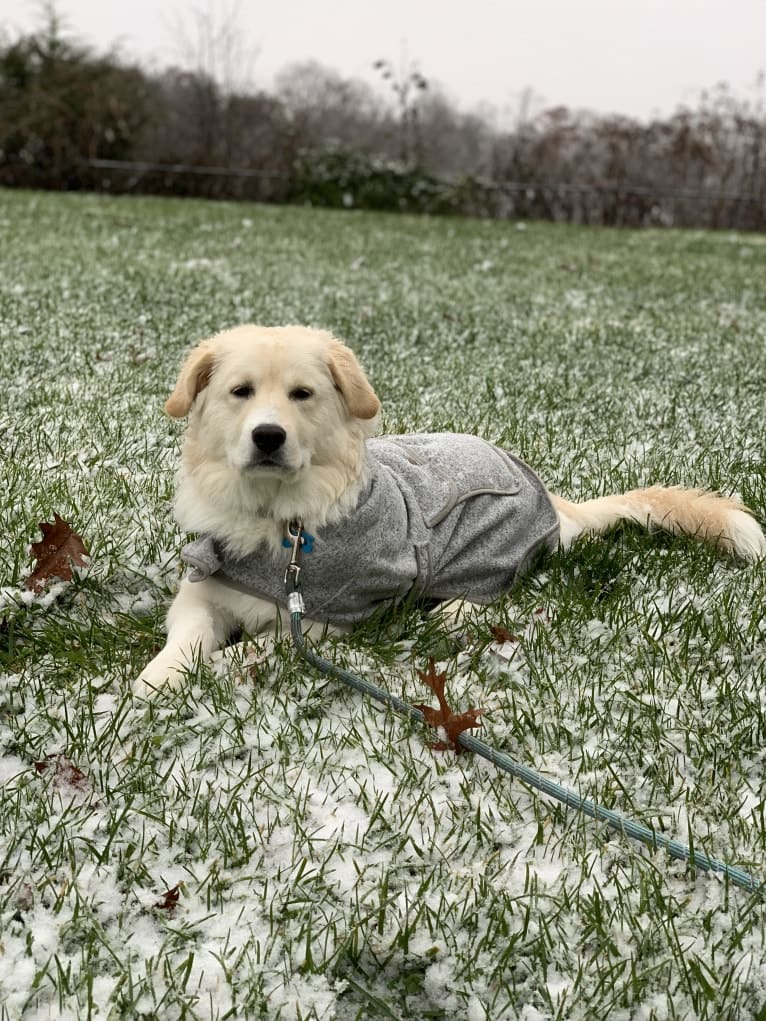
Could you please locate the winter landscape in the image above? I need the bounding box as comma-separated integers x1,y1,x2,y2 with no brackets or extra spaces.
1,187,765,1018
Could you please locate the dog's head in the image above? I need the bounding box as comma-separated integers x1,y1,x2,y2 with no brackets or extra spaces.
165,325,380,485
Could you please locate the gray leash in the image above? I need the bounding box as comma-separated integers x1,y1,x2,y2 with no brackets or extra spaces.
283,521,763,897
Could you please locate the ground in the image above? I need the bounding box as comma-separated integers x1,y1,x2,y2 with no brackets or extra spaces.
0,189,765,1019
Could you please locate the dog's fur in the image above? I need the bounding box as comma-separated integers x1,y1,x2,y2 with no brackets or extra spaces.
136,324,765,696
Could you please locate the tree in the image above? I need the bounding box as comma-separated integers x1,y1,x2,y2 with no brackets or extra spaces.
373,57,428,163
276,61,389,155
0,3,151,187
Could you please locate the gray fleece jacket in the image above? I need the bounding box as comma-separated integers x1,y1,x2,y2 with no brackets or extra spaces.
182,434,559,624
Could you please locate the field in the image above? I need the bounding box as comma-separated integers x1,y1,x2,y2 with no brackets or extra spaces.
1,188,765,1020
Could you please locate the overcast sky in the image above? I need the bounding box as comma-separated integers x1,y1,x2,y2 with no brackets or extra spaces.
3,0,765,122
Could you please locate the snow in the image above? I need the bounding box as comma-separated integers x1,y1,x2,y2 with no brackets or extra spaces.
2,189,766,1018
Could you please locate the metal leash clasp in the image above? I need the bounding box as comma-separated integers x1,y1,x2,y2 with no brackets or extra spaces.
284,520,307,615
284,520,304,585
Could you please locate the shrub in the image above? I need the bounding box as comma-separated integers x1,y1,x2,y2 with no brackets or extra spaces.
287,144,500,217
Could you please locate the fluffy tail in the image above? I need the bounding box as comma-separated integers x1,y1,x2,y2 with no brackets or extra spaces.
552,486,765,561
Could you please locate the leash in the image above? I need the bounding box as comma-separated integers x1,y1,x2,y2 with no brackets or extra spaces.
282,520,764,897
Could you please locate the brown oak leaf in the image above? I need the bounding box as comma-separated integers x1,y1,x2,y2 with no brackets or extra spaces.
155,884,182,911
489,624,517,644
26,514,89,592
415,658,486,755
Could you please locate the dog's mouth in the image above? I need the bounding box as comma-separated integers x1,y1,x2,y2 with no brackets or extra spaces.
244,452,301,475
248,456,285,470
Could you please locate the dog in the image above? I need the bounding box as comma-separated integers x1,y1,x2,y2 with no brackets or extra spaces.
135,324,765,697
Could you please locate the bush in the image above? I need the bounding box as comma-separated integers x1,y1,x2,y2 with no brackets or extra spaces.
287,144,500,217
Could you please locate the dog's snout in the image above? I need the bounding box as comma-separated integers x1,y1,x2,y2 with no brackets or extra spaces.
252,424,287,454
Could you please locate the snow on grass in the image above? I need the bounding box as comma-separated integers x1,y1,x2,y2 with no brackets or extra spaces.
1,188,765,1019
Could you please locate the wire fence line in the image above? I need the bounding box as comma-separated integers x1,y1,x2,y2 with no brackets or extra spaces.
82,157,763,205
2,155,763,229
85,158,286,180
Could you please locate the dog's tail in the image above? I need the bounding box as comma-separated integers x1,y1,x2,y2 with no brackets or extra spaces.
552,486,765,561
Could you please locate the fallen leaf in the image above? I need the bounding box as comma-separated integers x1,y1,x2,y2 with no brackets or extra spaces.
415,658,486,755
26,514,89,592
489,625,517,644
34,754,90,793
155,884,182,911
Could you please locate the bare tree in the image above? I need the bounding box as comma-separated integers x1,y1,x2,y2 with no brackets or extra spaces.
276,60,390,154
156,0,261,168
416,87,494,176
168,0,259,95
373,57,428,162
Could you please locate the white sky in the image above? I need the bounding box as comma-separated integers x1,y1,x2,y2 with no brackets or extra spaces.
3,0,765,123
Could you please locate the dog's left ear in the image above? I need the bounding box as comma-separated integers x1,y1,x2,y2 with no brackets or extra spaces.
327,340,380,420
165,339,217,418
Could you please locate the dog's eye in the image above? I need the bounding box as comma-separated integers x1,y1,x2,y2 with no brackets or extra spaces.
290,387,313,401
231,384,254,399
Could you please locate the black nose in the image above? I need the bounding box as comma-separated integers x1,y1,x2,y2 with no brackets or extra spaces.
252,424,286,454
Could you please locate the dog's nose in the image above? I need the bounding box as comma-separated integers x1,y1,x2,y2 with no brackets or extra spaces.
252,424,286,454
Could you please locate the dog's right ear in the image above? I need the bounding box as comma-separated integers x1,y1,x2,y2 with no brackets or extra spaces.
165,340,217,418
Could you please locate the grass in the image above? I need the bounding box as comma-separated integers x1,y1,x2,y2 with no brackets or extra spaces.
0,187,765,1020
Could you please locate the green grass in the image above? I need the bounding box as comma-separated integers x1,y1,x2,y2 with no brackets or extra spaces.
1,188,765,1020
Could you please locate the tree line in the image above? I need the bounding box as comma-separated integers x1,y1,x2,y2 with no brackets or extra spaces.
1,11,764,229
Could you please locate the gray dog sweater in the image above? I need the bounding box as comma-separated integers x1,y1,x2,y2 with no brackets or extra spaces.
182,434,560,624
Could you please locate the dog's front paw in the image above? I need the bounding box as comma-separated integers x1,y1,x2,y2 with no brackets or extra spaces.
133,655,189,699
210,637,274,677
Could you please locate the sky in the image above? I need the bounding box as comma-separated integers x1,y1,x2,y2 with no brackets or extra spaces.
3,0,765,123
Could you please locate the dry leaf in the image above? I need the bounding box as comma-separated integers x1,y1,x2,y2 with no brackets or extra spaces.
26,514,89,592
155,884,182,911
34,754,90,793
489,625,517,644
415,658,486,755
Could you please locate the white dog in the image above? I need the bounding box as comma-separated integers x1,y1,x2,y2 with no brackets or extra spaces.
136,324,765,697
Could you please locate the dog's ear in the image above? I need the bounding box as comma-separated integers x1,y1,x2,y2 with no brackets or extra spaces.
165,340,217,418
327,340,380,420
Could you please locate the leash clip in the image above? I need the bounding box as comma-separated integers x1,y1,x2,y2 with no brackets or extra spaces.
283,519,313,590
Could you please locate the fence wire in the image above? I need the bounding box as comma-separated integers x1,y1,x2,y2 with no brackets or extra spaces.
1,155,763,230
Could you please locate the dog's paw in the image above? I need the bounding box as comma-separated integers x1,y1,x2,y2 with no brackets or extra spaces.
211,638,274,677
133,657,188,699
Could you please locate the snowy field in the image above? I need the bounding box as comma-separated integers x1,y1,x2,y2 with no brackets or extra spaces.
1,188,765,1019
